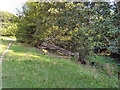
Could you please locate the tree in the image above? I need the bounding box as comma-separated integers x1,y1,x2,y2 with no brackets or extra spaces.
0,11,17,36
15,1,120,63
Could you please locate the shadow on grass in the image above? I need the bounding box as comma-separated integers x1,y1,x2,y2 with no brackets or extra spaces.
1,39,119,88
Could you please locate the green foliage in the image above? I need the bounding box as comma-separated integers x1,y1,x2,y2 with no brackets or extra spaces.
87,55,118,77
0,11,15,23
0,11,17,36
15,2,119,61
1,23,18,36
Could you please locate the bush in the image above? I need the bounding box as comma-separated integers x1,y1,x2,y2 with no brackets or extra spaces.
87,55,118,77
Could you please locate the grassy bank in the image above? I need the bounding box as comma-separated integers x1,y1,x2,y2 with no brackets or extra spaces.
1,39,118,88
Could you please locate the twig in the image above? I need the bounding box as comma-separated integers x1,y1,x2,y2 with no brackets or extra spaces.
103,35,111,45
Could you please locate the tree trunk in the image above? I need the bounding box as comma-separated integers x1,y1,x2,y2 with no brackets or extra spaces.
39,42,79,57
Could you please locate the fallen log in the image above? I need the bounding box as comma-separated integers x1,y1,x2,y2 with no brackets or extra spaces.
39,42,79,57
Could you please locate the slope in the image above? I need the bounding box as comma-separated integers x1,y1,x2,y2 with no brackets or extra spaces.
1,39,118,88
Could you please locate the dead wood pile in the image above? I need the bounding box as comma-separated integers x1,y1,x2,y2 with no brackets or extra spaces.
39,42,79,57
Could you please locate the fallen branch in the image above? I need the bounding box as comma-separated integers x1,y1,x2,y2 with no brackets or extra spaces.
103,35,119,47
39,42,79,57
103,35,111,45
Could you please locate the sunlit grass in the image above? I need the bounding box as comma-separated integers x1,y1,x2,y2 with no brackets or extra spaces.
0,45,7,53
8,50,41,59
1,39,118,88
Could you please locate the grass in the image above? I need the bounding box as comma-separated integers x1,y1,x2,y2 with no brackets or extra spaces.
1,39,118,88
86,55,119,77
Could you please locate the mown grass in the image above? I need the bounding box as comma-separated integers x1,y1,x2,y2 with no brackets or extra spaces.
1,39,118,88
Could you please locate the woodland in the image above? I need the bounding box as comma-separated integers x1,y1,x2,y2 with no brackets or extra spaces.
0,1,120,88
1,1,120,62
